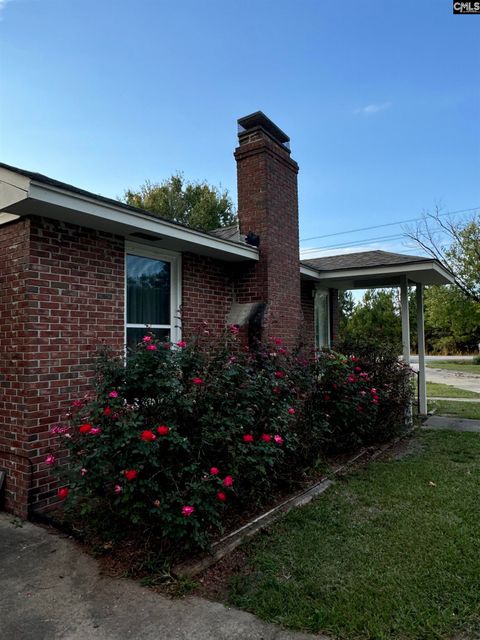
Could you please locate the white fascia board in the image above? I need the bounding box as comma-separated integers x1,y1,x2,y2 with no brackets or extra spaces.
27,181,258,261
0,168,30,209
300,265,322,280
0,174,258,262
311,261,454,285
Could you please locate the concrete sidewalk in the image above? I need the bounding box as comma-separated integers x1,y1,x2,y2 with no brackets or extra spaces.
0,514,325,640
423,415,480,433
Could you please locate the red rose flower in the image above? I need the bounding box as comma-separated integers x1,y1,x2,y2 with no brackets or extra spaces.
192,377,204,385
323,393,331,401
243,434,254,443
103,407,112,417
79,423,92,434
274,371,285,379
223,475,233,487
217,491,227,502
141,430,156,442
272,386,281,394
57,487,69,500
288,407,295,415
157,425,170,436
261,434,271,443
124,469,138,481
210,466,219,475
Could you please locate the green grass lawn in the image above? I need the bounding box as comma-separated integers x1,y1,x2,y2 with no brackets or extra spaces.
431,399,480,420
426,381,480,398
228,431,480,640
426,360,480,375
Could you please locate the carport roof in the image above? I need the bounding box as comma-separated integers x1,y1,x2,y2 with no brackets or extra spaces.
301,250,455,288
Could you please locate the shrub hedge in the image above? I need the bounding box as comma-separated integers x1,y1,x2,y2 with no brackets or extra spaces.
49,330,413,554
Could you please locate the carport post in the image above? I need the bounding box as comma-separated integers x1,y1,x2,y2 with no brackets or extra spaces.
400,276,410,364
416,283,427,414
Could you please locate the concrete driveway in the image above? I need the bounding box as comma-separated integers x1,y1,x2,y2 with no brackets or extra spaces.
0,514,325,640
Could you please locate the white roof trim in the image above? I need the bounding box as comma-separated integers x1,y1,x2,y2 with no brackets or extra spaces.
0,167,259,263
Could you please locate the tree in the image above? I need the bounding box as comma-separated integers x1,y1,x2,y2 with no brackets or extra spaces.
123,173,236,232
338,290,355,333
424,285,480,354
406,208,480,303
339,289,402,348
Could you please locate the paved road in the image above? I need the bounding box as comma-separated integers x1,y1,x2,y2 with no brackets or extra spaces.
410,363,480,395
0,514,325,640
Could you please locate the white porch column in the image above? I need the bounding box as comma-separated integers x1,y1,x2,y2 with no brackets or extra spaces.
416,283,427,414
400,276,410,364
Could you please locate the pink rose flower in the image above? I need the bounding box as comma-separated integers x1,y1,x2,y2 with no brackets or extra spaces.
142,335,152,343
182,505,195,517
108,391,119,398
274,371,285,379
90,428,102,435
288,407,295,415
45,454,56,466
210,467,219,475
146,344,157,351
274,435,284,445
81,468,87,476
114,484,122,494
176,340,187,348
223,475,234,488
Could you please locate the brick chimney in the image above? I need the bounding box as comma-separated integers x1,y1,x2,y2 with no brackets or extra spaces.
234,112,302,346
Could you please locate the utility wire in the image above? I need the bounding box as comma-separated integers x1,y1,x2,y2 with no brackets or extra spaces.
300,206,480,243
302,233,407,252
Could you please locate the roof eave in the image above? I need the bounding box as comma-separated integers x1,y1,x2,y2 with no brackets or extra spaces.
302,260,455,288
0,168,258,263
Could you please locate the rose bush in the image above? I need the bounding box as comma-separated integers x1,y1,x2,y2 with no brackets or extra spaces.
49,330,412,554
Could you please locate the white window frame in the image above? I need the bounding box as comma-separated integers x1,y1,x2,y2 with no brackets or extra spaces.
314,286,330,349
125,241,182,345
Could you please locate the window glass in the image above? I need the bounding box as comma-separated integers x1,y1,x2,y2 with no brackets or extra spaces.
126,254,171,325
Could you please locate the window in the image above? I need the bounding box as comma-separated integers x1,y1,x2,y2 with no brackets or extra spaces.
314,287,330,349
125,242,181,348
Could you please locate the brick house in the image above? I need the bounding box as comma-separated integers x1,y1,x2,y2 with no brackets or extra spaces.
0,112,452,518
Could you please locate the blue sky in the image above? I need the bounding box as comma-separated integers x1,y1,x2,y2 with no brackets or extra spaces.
1,0,479,256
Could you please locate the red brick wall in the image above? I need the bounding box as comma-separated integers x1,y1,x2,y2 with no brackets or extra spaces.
300,281,315,348
0,216,124,516
234,130,302,347
181,253,233,338
0,218,33,516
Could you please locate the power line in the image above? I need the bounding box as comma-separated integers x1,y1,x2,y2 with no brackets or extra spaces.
302,233,407,252
300,206,480,243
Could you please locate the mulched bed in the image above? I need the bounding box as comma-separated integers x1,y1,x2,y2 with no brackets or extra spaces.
32,433,414,596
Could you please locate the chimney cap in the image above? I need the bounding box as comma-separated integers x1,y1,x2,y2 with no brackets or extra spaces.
237,111,290,149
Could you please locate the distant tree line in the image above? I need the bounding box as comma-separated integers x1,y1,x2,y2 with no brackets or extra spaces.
339,213,480,355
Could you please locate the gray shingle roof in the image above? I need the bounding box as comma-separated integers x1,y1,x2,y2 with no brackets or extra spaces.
210,223,243,243
302,250,433,272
